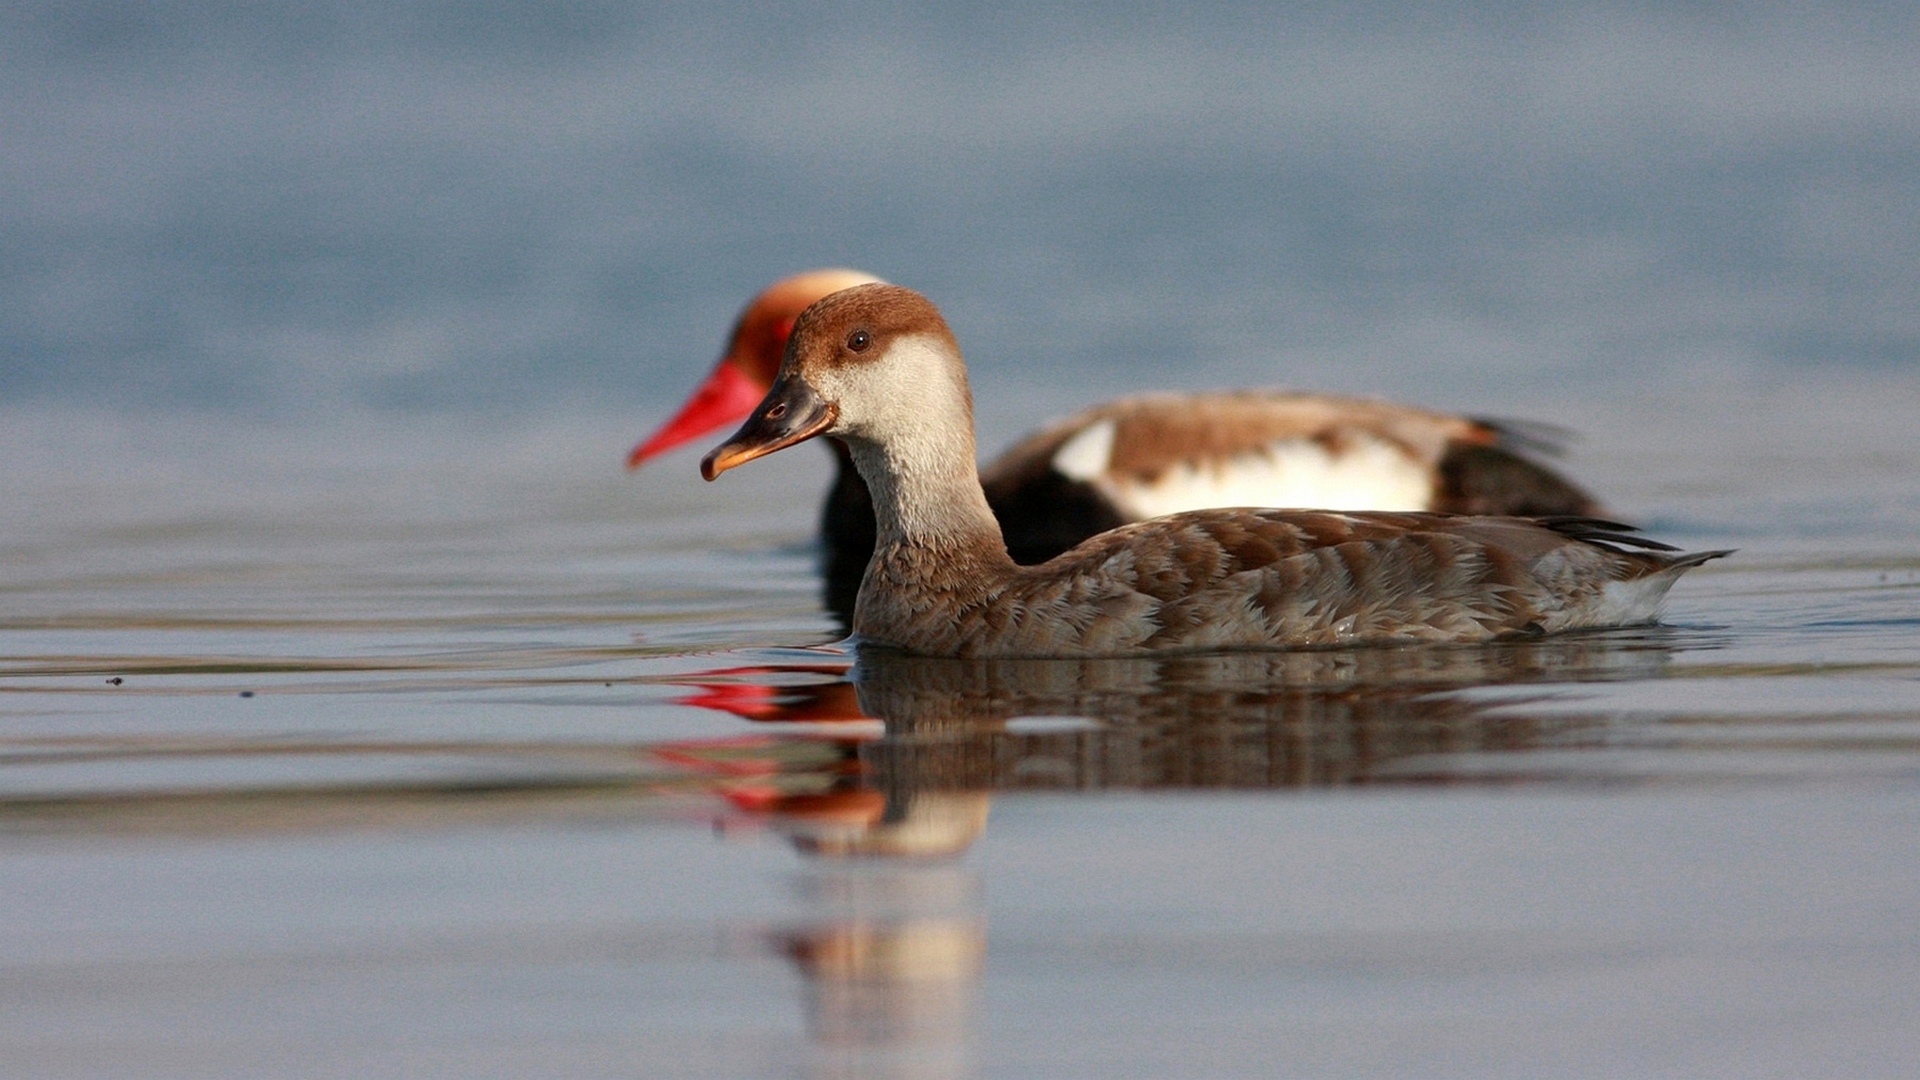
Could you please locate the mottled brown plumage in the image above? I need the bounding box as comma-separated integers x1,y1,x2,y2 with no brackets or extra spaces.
702,284,1726,658
850,508,1719,657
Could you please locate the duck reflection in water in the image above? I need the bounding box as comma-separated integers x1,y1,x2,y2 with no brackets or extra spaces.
675,632,1677,803
670,632,1680,1071
677,669,990,1072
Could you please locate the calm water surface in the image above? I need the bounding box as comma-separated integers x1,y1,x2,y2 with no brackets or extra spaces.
3,389,1918,1079
8,5,1920,1076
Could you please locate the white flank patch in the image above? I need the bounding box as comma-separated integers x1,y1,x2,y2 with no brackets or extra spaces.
1110,434,1435,518
1051,418,1117,482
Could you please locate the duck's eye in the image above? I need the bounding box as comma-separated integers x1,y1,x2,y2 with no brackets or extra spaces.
846,329,871,353
766,402,788,419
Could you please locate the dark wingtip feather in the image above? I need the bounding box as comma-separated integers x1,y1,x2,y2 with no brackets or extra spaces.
1532,515,1681,553
1666,548,1736,570
1533,516,1736,568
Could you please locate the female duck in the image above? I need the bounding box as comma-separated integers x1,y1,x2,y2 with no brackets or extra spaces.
700,284,1725,659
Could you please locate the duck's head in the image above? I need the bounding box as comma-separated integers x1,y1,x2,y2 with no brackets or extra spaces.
626,268,882,468
701,283,970,481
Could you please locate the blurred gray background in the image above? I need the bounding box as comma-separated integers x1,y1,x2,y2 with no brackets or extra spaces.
4,2,1915,421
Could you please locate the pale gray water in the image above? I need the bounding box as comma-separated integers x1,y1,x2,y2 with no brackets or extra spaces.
2,385,1917,1078
5,3,1920,1076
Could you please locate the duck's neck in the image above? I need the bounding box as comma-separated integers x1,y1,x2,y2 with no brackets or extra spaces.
844,432,1012,571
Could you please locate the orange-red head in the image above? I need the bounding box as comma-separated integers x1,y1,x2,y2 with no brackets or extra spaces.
626,269,882,468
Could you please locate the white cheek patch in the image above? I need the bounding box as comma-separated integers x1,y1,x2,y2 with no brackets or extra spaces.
1103,434,1437,518
830,334,968,442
